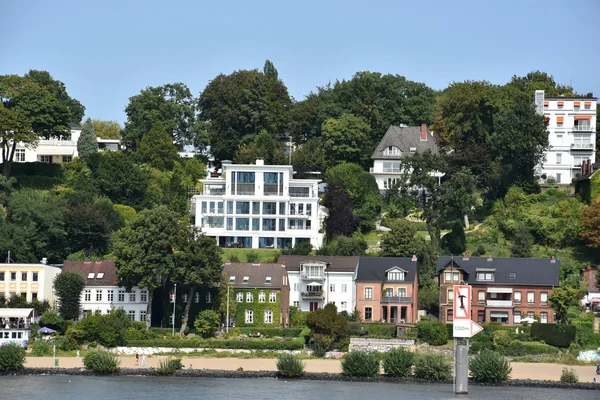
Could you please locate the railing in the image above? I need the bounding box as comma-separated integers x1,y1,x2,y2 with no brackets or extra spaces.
572,125,594,132
205,189,225,195
301,274,324,280
234,183,255,196
289,188,311,197
570,143,594,150
381,296,413,303
486,300,513,308
301,291,323,299
263,184,280,196
288,226,311,230
37,139,76,146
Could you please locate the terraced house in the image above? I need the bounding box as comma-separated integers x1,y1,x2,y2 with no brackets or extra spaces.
437,256,560,325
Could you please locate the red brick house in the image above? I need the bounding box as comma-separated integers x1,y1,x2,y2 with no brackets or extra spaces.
437,256,559,325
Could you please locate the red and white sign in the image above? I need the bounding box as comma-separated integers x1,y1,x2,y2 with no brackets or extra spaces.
453,285,471,320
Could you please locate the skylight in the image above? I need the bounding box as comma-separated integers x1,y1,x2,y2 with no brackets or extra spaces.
87,273,95,279
243,276,249,283
265,276,272,283
97,272,104,279
229,276,235,283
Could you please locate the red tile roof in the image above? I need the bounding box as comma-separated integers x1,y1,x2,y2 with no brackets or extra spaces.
62,260,118,286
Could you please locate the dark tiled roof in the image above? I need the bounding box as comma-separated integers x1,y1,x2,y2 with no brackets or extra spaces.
371,125,438,160
437,256,559,287
68,122,82,129
223,263,286,289
356,257,417,282
62,260,118,286
278,256,359,272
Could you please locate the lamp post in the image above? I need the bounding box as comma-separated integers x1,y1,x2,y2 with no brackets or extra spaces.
226,284,230,333
172,284,177,336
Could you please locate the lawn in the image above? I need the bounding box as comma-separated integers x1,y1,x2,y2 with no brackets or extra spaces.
221,248,279,263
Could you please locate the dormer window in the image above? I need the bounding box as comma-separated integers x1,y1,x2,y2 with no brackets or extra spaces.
229,276,236,283
387,269,405,281
97,273,104,279
242,276,249,284
265,276,272,284
87,273,95,279
476,272,494,281
383,146,401,156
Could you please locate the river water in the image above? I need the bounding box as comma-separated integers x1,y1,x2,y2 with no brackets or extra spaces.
0,376,597,400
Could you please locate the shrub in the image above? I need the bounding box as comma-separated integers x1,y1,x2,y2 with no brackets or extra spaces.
531,323,576,348
382,348,415,377
560,367,578,383
341,351,381,377
311,334,332,358
39,311,67,334
126,339,304,350
276,353,305,378
194,310,220,338
502,340,558,356
491,330,512,350
360,323,396,338
31,340,52,356
246,250,260,262
417,319,448,346
237,328,303,338
83,350,121,374
469,350,511,383
470,332,493,353
0,343,26,372
157,357,183,375
413,352,452,381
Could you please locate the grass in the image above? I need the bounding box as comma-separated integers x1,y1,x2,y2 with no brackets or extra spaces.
221,248,279,263
364,231,383,246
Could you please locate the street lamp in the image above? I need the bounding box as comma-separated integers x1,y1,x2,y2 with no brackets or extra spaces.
172,284,177,336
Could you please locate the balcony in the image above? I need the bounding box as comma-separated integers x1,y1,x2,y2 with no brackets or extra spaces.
572,125,594,132
264,184,281,196
38,139,76,146
381,296,413,304
234,183,255,196
570,143,594,150
301,274,324,280
486,300,513,308
301,291,324,299
289,187,311,198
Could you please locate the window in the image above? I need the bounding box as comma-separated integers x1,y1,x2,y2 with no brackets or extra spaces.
128,310,136,321
236,218,250,230
447,309,454,322
195,292,201,303
527,292,534,304
10,272,16,281
383,146,401,156
340,301,347,311
87,272,95,279
245,309,254,324
258,291,266,302
236,201,250,214
140,290,148,302
0,272,4,280
278,219,285,231
279,202,286,215
490,311,509,323
269,292,276,303
226,201,234,214
20,272,27,281
556,173,562,183
264,310,273,324
365,307,372,321
201,201,207,213
226,218,233,230
130,292,136,302
398,288,406,297
96,290,102,302
97,273,104,279
293,283,299,291
527,311,535,319
382,161,402,172
84,290,91,302
341,284,347,293
540,292,548,304
444,272,451,282
478,291,486,302
252,202,260,214
448,289,454,303
234,172,255,195
540,312,548,323
243,276,249,284
206,292,212,303
329,284,335,293
107,290,114,302
556,153,562,164
263,202,277,215
62,155,72,163
514,312,521,324
293,301,299,307
476,272,494,281
252,218,260,231
364,287,373,299
509,273,516,280
209,201,215,213
15,149,25,162
246,292,253,302
262,218,276,231
387,271,405,281
140,311,147,322
40,155,52,163
236,292,243,302
31,292,37,300
514,291,522,304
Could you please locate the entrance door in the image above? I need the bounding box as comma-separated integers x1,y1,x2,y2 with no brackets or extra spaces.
309,301,318,311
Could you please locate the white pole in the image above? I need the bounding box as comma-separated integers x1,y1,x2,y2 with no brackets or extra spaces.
288,136,292,165
172,284,177,336
226,285,230,333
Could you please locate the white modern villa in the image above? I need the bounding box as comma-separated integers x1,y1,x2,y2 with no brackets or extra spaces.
192,159,324,250
534,90,597,184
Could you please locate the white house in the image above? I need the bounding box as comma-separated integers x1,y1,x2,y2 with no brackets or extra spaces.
370,124,442,191
534,90,597,184
62,261,149,322
4,122,120,164
0,308,34,347
192,159,324,250
0,262,61,305
280,255,358,313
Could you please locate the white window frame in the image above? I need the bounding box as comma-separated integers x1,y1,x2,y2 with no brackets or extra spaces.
540,292,548,304
514,312,521,324
206,292,212,303
258,291,266,303
128,310,136,321
340,301,347,311
195,292,201,303
246,292,253,303
514,291,522,303
96,290,102,302
540,312,548,324
107,290,114,302
236,292,243,302
117,289,125,302
269,292,276,303
130,292,136,302
341,284,347,293
15,149,26,162
329,284,335,293
140,290,148,303
527,292,535,304
264,309,273,324
245,309,253,324
140,311,147,322
84,289,91,302
364,287,373,300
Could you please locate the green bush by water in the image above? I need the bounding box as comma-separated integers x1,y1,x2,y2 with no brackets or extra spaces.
83,350,120,374
31,340,52,356
560,367,578,383
0,343,26,372
341,351,381,377
157,357,183,375
276,353,305,378
413,352,451,381
469,350,512,383
382,348,415,377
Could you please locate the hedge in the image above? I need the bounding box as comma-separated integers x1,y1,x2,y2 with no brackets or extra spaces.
0,162,64,177
502,340,558,356
531,323,575,348
360,323,396,338
237,328,303,338
126,339,304,350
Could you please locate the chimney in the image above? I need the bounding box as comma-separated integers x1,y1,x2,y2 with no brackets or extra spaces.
487,256,493,262
587,159,592,175
411,254,417,262
462,253,469,261
420,124,427,141
41,257,48,265
256,159,265,166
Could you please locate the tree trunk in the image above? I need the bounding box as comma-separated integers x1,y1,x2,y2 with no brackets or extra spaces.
3,142,16,180
464,214,470,230
180,287,195,335
146,288,153,330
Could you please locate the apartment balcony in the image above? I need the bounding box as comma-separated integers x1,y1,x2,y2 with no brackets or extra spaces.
289,187,312,198
234,183,256,196
570,143,594,151
301,274,324,280
486,300,513,308
38,139,77,146
263,184,282,196
381,296,413,304
301,291,324,299
572,125,594,132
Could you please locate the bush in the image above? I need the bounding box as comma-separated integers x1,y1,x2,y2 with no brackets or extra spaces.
157,357,183,375
39,312,67,334
341,351,381,377
360,323,396,338
83,350,120,374
0,343,26,372
126,339,304,350
237,328,303,338
75,308,132,347
417,319,448,346
469,350,512,383
311,334,332,358
502,340,558,356
413,352,452,381
470,332,493,353
276,353,305,378
246,250,260,262
382,348,415,377
560,367,578,383
530,323,576,348
194,310,220,338
491,330,512,350
31,340,52,356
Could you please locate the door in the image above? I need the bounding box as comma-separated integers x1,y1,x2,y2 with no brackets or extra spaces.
309,301,318,311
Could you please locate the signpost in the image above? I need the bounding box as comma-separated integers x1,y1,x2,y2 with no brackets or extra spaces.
452,285,483,395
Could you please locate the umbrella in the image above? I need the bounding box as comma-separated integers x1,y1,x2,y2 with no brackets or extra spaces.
37,326,57,334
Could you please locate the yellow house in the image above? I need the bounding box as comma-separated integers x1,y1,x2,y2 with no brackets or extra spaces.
0,263,62,305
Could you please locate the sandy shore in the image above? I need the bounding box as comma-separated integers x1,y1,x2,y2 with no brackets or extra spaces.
24,356,599,383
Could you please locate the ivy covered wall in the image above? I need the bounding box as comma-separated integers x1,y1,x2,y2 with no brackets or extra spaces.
233,288,282,327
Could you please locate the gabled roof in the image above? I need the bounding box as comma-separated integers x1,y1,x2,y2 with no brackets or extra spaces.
371,125,438,160
62,260,118,286
68,122,82,129
356,257,417,282
437,256,559,287
279,256,359,272
223,263,287,289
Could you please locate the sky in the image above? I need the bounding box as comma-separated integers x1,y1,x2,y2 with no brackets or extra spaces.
1,0,599,124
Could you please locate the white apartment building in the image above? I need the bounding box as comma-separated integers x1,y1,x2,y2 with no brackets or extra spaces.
62,261,149,322
192,159,324,250
3,122,120,164
0,262,61,305
280,255,357,313
534,90,597,184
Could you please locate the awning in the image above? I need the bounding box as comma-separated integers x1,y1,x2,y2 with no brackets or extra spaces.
0,308,34,318
574,115,591,120
557,101,564,106
487,288,513,294
557,116,564,123
307,282,322,286
574,102,581,107
490,312,509,318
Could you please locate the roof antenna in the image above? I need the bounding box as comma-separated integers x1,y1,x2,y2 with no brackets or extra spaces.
5,251,14,263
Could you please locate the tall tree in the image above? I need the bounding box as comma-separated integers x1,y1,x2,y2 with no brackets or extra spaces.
122,83,196,151
197,68,292,162
510,223,533,258
63,203,111,257
77,118,99,162
173,229,223,334
441,220,466,255
233,130,286,165
580,198,600,250
24,70,85,123
507,70,577,97
380,219,421,257
321,113,372,167
263,59,279,81
112,206,183,329
291,137,327,178
91,119,121,139
137,121,179,170
322,182,359,238
549,287,583,325
53,271,86,320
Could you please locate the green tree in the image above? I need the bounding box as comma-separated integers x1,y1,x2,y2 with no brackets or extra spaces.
317,234,368,256
137,121,179,170
380,219,420,257
24,69,85,123
122,83,196,151
548,287,583,325
112,206,182,328
507,70,576,97
63,203,111,257
322,182,359,238
263,59,279,81
510,224,533,258
291,138,327,178
77,118,99,162
321,113,371,167
53,270,86,320
441,221,466,255
233,130,286,165
90,119,121,139
580,198,600,250
194,310,220,338
173,228,223,334
306,303,347,339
